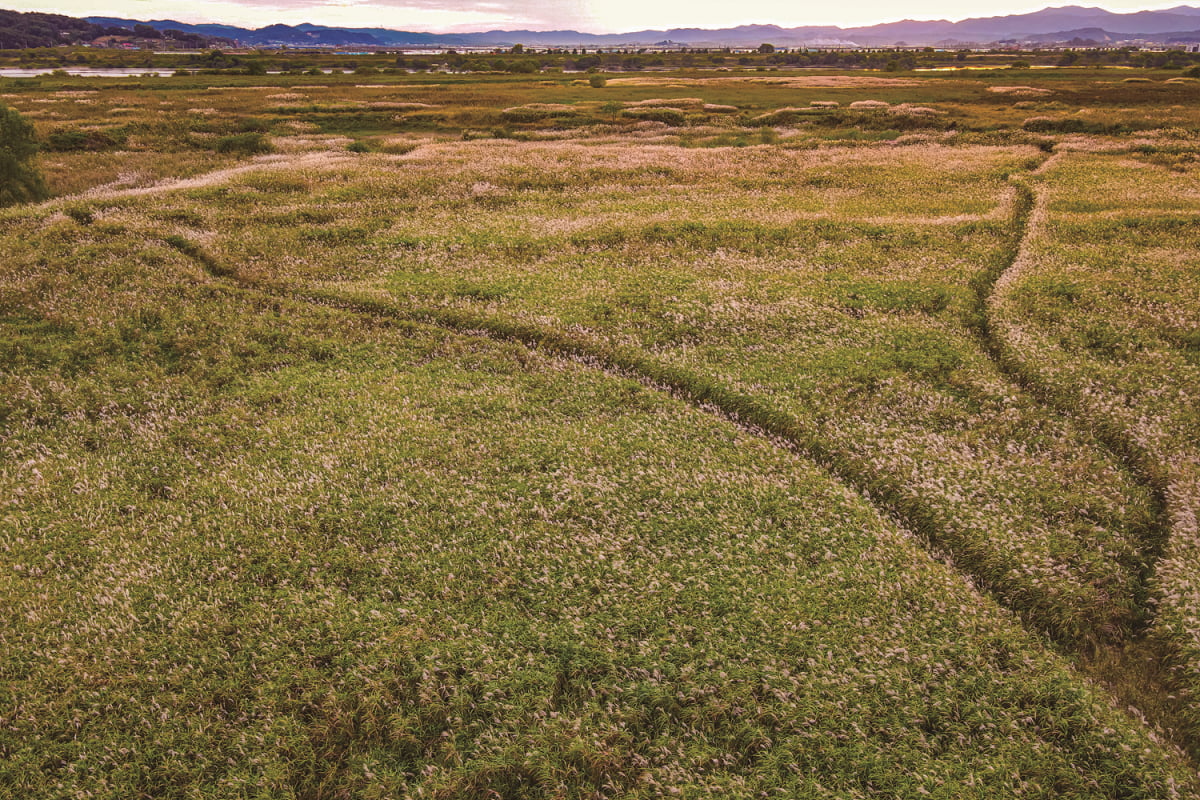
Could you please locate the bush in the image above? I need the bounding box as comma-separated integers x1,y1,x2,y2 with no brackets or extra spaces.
0,103,47,206
214,132,272,155
588,73,607,88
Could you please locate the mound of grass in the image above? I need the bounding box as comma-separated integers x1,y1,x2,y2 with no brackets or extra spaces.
620,106,688,126
44,125,127,152
214,131,273,155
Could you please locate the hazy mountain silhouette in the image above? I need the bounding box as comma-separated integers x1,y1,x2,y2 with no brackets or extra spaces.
85,5,1200,47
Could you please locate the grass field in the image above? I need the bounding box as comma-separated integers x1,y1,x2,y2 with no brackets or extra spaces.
2,66,1200,797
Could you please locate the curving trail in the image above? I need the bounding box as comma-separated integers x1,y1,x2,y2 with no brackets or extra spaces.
38,151,359,206
978,152,1193,757
278,282,1200,756
135,147,1196,760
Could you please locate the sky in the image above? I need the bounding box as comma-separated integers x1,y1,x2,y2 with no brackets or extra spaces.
9,0,1198,32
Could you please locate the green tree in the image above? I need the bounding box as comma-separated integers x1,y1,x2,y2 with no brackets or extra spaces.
0,102,47,207
758,43,775,53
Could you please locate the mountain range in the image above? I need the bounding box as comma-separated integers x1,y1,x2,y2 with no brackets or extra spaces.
75,5,1200,48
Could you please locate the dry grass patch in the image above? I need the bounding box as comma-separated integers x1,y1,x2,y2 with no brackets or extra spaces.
989,86,1053,95
627,97,706,108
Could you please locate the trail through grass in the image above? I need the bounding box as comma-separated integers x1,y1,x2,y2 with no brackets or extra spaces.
986,150,1200,746
5,95,1200,796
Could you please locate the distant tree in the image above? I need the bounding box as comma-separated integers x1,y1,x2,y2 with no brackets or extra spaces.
510,43,524,54
588,73,607,88
758,43,775,53
133,24,158,39
0,103,47,207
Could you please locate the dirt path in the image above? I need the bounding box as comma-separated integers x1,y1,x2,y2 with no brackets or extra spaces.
51,151,359,204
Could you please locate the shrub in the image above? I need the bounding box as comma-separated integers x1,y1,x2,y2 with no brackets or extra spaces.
0,103,47,206
214,132,273,155
588,74,607,88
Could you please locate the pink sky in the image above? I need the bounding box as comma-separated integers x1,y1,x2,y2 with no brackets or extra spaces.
9,0,1198,32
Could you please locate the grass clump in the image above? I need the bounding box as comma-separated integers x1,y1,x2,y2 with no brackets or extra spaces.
214,131,273,155
44,125,128,152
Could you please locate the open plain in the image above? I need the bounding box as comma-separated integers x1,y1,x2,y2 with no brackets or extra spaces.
2,63,1200,797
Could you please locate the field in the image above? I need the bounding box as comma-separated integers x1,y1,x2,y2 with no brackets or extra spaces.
2,64,1200,797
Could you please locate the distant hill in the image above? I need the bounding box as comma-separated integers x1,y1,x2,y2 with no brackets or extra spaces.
0,8,227,48
2,5,1197,48
0,9,106,48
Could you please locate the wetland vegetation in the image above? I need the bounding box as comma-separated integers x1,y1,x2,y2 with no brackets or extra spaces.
2,60,1199,797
